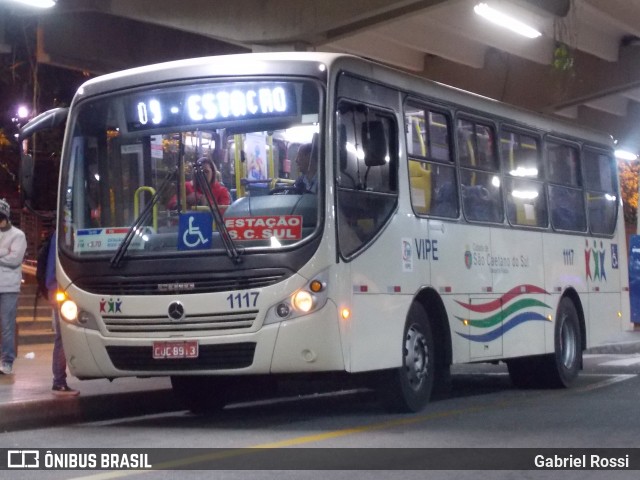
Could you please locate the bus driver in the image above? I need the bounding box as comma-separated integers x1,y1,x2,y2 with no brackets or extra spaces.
293,143,317,193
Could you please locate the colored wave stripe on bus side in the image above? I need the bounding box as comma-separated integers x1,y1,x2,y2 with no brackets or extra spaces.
457,311,551,343
455,298,551,329
454,284,548,313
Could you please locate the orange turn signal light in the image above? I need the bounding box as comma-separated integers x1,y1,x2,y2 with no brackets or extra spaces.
310,280,323,293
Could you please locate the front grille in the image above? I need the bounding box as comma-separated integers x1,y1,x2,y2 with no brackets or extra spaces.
106,343,256,371
103,310,259,334
74,269,289,296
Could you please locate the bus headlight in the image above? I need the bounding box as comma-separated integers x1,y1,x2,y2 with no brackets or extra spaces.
55,291,99,330
292,290,314,313
60,300,78,322
264,270,330,325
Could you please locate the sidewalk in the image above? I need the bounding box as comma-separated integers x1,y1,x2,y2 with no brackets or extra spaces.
0,343,178,432
1,329,640,433
584,327,640,354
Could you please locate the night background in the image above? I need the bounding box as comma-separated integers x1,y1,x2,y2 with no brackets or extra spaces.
0,2,638,237
0,15,88,214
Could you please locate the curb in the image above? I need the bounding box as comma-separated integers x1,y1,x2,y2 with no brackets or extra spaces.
2,340,638,433
18,332,55,346
0,389,181,433
585,341,640,355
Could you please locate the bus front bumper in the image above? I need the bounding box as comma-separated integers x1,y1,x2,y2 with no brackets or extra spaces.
60,301,345,379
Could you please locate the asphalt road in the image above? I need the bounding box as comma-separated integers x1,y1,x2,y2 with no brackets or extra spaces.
2,352,640,479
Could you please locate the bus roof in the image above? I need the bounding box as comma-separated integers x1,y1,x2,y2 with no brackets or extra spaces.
75,51,344,95
74,51,613,149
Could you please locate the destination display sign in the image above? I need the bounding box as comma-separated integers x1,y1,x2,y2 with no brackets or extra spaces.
125,82,298,131
225,215,302,241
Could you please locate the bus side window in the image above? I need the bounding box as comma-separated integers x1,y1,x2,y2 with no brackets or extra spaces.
336,102,398,257
408,160,431,214
583,149,617,235
430,164,458,218
501,129,547,228
404,103,457,218
457,117,503,223
546,140,585,231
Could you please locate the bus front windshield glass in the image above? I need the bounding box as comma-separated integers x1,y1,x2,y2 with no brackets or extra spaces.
60,80,321,258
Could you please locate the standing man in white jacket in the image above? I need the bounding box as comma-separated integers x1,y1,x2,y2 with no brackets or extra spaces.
0,199,27,375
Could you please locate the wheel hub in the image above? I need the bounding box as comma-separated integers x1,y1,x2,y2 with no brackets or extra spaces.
404,325,429,390
560,316,577,368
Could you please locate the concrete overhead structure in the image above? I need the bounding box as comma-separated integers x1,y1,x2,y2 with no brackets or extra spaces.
5,0,640,153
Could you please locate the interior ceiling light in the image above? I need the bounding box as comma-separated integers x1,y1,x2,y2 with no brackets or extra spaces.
474,3,542,39
10,0,56,7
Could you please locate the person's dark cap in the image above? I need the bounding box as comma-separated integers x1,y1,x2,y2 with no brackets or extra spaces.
0,198,9,220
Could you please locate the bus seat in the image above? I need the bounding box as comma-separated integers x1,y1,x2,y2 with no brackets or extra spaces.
587,194,613,233
431,181,457,218
409,161,432,214
462,184,493,222
514,199,537,226
553,205,576,230
551,187,583,231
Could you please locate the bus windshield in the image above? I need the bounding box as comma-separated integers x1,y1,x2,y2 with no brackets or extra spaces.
60,79,322,259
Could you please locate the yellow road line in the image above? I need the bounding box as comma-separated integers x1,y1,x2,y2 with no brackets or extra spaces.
66,373,637,479
72,404,486,479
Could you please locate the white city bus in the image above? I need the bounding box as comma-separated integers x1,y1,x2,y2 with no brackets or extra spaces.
21,52,629,413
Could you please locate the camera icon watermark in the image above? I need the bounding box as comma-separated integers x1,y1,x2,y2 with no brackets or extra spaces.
7,450,39,468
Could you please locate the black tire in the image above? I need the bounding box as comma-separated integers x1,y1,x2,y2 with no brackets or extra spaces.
507,297,581,389
379,303,435,413
543,297,582,387
170,376,229,414
506,356,545,389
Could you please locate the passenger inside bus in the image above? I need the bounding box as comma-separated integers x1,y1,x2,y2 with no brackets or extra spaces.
167,157,231,210
292,143,317,193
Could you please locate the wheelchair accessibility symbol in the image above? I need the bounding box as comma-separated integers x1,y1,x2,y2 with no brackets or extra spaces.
178,212,212,250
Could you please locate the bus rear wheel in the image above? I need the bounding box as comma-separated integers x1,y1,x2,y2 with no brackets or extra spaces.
545,297,582,387
379,303,435,413
507,297,581,389
170,376,229,414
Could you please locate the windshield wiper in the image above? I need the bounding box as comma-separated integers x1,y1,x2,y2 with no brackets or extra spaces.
193,158,242,263
110,169,177,268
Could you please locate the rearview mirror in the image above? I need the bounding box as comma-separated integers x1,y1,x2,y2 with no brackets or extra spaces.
18,108,68,205
18,107,68,142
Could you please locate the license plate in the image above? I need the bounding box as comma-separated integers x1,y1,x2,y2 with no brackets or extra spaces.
152,340,199,359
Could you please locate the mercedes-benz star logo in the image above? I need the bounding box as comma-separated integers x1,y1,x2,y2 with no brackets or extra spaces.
167,301,185,321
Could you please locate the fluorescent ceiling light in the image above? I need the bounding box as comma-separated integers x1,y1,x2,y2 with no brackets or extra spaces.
512,190,539,200
10,0,56,8
474,3,542,39
615,149,638,161
509,166,538,177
